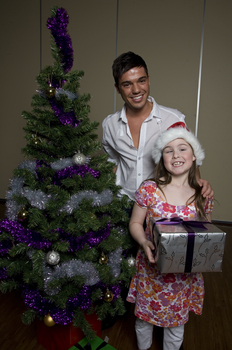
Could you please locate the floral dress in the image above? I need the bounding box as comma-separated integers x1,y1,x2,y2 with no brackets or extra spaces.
127,180,214,328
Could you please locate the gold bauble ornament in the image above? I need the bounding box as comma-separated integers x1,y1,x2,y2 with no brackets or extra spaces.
17,207,28,222
99,252,108,265
44,313,56,327
45,83,56,98
104,288,114,302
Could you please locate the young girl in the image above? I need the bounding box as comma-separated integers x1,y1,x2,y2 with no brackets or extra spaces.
127,127,213,350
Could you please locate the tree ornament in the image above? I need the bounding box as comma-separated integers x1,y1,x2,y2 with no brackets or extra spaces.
33,136,40,145
72,151,86,165
46,250,60,265
104,288,114,302
127,256,136,267
44,313,56,327
99,252,108,265
17,207,28,222
45,83,56,98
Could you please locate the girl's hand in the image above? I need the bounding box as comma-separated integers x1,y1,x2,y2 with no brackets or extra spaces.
141,240,156,264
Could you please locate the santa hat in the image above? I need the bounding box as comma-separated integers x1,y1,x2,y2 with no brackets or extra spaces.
152,125,205,166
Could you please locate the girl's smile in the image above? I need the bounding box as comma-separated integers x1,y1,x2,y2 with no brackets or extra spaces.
163,138,196,176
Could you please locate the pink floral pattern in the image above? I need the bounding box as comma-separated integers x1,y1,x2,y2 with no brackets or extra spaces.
127,180,214,327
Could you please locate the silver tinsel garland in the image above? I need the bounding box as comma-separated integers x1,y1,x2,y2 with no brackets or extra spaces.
55,88,78,101
23,188,52,209
6,177,27,220
60,189,113,214
51,156,90,170
37,88,78,101
18,160,37,176
27,247,123,295
107,247,123,278
50,158,73,170
6,178,52,220
43,259,100,295
5,157,113,219
6,177,26,198
6,183,113,219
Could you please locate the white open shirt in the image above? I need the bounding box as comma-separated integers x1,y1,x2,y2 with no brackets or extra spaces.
102,96,186,201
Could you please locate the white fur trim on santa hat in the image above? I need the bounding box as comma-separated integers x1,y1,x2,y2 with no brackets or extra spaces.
152,127,205,166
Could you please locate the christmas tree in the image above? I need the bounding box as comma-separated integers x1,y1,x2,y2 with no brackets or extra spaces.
0,6,135,340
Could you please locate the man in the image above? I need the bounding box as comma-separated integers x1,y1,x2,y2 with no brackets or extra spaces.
102,51,213,200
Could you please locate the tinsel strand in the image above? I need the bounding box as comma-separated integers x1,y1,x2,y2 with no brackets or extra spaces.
47,7,74,73
22,282,121,325
0,219,51,249
49,98,80,127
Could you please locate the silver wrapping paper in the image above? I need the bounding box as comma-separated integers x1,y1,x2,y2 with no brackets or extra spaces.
149,218,226,273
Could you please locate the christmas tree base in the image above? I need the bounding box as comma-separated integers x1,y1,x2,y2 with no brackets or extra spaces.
36,314,101,350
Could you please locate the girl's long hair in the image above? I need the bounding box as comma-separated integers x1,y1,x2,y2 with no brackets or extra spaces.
153,156,206,218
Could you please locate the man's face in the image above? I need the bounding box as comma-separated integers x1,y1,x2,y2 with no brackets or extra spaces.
116,66,150,112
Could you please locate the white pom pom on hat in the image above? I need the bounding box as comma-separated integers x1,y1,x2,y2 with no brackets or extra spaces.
152,125,205,166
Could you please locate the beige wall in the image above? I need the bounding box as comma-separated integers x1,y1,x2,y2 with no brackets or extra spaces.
1,0,231,221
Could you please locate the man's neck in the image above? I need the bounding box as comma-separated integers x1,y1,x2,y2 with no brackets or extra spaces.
126,100,153,119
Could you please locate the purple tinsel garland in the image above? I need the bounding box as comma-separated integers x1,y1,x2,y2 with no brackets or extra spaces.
0,219,52,249
49,98,80,127
22,282,121,325
35,160,100,184
47,8,73,73
0,239,12,256
0,219,111,254
57,222,111,252
53,164,100,185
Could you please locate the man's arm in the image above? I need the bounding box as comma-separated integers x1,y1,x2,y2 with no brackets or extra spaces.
102,122,120,167
196,167,214,199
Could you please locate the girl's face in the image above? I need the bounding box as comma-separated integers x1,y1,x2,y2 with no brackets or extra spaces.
162,138,196,177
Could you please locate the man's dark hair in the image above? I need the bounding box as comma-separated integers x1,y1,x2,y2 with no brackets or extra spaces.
112,51,148,87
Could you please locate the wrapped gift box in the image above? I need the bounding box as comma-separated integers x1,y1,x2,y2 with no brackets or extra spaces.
149,217,226,273
36,313,101,350
69,335,116,349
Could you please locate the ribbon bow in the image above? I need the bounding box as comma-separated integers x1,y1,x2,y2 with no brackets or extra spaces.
154,217,209,230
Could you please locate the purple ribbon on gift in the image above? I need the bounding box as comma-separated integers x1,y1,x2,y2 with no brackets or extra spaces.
154,217,209,273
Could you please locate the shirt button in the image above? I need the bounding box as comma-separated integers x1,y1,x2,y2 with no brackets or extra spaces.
138,173,141,176
138,157,141,160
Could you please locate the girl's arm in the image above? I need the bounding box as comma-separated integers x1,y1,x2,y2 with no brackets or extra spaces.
129,203,156,263
204,197,213,222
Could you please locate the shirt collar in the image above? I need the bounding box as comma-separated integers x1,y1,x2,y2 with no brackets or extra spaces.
147,96,160,121
119,96,161,123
